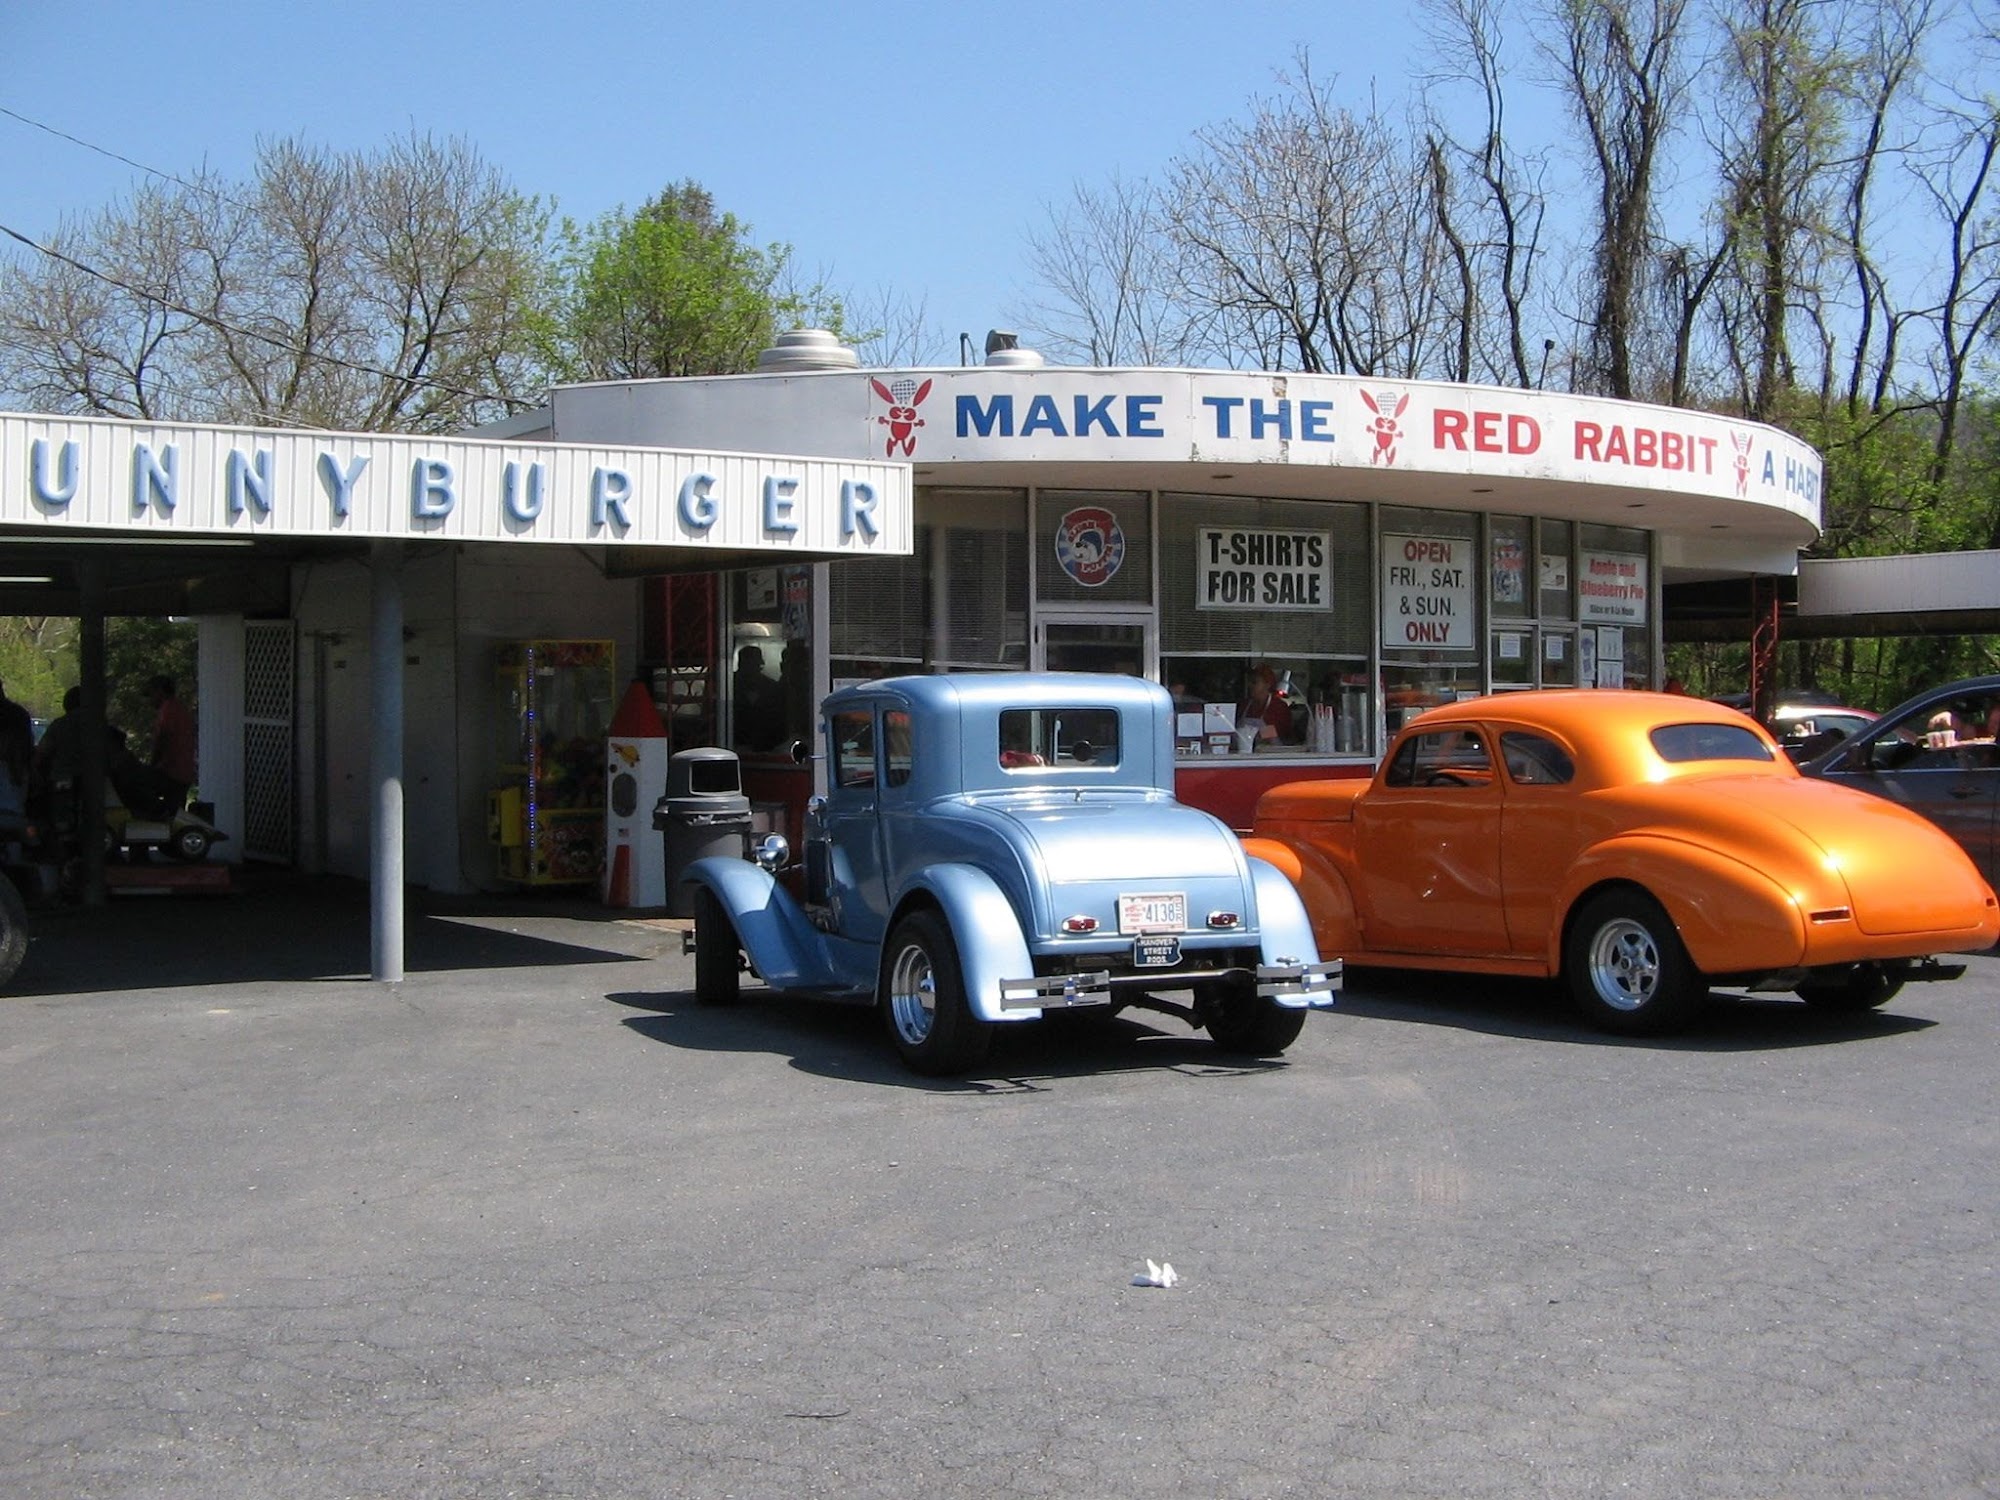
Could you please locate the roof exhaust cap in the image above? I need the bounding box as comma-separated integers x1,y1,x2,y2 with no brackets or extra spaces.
756,328,861,372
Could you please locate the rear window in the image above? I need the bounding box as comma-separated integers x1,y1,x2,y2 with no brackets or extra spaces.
998,707,1121,770
1649,722,1776,764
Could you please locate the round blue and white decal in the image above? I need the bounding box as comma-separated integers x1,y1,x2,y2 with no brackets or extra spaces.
1054,506,1125,588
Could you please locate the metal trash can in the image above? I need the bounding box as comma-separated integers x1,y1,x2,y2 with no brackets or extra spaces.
653,747,752,918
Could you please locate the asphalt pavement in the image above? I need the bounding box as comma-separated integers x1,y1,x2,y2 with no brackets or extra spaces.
3,871,1998,1498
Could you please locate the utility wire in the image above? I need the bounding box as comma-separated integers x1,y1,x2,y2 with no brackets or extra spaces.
0,105,535,415
0,220,535,415
0,104,248,209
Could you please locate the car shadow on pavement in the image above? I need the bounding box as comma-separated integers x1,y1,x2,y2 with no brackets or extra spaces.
1339,966,1938,1051
610,985,1297,1091
7,870,657,995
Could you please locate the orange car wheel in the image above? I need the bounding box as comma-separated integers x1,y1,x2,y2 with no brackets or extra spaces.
1795,964,1904,1012
1564,889,1706,1035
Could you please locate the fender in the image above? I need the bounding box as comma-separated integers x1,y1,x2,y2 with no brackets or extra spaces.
1247,855,1321,964
1241,835,1360,957
1553,835,1806,974
899,863,1038,1024
680,855,862,995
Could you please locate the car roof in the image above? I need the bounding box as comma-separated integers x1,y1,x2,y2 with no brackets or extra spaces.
1406,690,1788,783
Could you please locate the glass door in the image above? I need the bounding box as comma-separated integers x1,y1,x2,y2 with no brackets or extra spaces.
1035,613,1155,678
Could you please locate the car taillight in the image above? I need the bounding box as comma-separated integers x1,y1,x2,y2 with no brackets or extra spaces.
1063,915,1099,933
1207,911,1240,928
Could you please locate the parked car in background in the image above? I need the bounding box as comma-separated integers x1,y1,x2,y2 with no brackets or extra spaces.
680,673,1339,1075
1797,675,2000,890
1245,690,1999,1035
1711,689,1877,761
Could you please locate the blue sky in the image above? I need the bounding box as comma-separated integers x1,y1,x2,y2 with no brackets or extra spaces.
2,1,1420,363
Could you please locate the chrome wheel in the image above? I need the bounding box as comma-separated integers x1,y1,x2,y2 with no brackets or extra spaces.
887,940,939,1046
1585,915,1661,1013
1563,889,1704,1035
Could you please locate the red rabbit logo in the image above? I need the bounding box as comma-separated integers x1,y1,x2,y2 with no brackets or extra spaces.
1360,388,1409,466
871,376,932,458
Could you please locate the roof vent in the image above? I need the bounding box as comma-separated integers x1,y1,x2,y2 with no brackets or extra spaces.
984,346,1046,369
755,328,860,372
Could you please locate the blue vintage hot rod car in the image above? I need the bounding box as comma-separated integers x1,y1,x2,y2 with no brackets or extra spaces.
680,673,1340,1075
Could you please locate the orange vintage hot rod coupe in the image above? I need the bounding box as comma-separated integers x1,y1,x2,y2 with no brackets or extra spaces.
1244,691,2000,1035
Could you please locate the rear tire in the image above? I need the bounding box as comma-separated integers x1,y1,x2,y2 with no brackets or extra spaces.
691,886,741,1006
1563,889,1705,1035
880,910,992,1076
1204,976,1308,1056
1796,964,1904,1012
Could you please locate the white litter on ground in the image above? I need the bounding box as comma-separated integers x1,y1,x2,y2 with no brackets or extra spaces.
1132,1259,1179,1288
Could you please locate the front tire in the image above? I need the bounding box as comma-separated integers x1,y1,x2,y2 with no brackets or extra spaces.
691,886,741,1006
1796,964,1904,1012
879,910,991,1076
169,826,211,862
1203,976,1308,1056
1563,889,1705,1035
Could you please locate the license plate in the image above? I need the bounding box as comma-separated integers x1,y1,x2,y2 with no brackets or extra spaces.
1118,892,1186,934
1133,934,1181,968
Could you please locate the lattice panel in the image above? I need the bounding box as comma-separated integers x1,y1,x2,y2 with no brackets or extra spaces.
242,620,296,863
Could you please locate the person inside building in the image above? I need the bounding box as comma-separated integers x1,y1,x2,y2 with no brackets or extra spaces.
0,677,34,820
1238,663,1297,748
732,645,786,753
123,673,196,818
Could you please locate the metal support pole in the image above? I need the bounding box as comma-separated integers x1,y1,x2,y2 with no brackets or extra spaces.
369,540,405,981
76,560,107,907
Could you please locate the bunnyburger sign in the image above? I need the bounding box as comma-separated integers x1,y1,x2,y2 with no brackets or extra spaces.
0,411,912,557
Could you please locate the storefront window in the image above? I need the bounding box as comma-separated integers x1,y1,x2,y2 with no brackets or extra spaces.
1538,519,1574,619
1159,495,1372,756
728,565,813,754
1036,490,1153,606
829,488,1028,683
1489,515,1533,621
1380,505,1482,732
1576,523,1652,688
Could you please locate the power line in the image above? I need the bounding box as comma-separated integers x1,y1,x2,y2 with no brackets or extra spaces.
0,104,231,206
0,220,535,415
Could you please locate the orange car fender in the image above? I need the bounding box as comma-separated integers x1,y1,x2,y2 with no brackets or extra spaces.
1550,835,1806,974
1241,835,1361,955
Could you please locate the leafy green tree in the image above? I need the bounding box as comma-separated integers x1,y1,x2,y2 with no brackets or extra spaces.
540,181,848,380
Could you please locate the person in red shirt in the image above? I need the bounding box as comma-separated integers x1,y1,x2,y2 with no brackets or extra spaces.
123,673,196,817
1239,664,1296,747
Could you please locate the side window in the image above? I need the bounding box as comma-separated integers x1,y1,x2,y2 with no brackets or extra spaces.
1385,730,1491,786
1500,731,1575,785
884,710,914,788
831,710,875,789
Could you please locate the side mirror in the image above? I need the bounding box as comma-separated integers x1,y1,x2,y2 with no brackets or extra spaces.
789,738,811,765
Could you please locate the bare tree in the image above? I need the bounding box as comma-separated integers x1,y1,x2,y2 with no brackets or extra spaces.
1420,0,1552,387
0,131,547,431
1019,174,1203,366
1158,57,1453,377
1543,0,1692,398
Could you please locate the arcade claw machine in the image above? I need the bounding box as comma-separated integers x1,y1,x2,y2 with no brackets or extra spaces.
490,639,615,886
